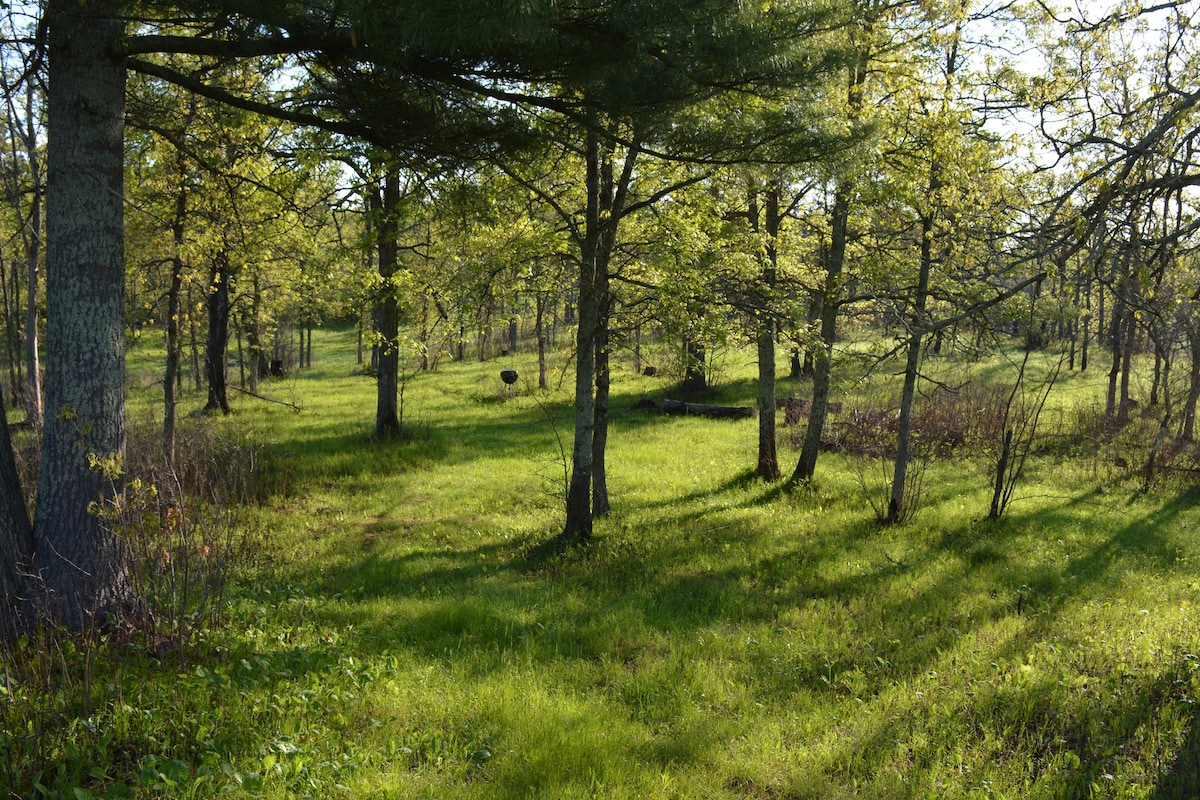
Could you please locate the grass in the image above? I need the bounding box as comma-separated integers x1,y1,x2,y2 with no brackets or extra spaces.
5,325,1200,799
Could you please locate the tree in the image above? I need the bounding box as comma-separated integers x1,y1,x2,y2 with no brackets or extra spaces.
4,0,848,623
27,0,133,626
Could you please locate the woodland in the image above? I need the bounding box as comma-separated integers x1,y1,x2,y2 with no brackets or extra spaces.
3,0,1200,797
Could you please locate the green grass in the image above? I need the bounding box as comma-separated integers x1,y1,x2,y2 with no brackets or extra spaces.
6,326,1200,799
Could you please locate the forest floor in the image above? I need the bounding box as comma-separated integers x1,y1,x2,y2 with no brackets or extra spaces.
5,325,1200,799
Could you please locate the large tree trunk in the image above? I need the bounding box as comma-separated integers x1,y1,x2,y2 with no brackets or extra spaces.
204,251,232,414
374,170,402,440
563,251,598,540
563,134,605,542
32,1,135,628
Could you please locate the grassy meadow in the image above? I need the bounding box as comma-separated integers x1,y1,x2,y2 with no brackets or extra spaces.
5,324,1200,799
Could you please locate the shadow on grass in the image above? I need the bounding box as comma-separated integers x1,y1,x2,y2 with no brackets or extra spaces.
238,333,1200,796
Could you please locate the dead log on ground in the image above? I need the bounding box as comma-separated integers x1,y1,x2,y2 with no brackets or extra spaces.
663,399,755,419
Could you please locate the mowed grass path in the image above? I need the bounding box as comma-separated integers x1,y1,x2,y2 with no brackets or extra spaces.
110,326,1200,799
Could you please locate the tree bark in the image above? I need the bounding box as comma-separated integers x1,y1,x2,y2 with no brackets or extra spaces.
682,335,707,395
374,170,402,440
592,298,611,516
753,185,781,480
0,379,32,625
563,128,635,542
204,251,232,414
536,293,548,390
164,150,187,468
888,201,935,525
1182,315,1200,441
563,249,597,540
32,1,135,628
794,185,852,483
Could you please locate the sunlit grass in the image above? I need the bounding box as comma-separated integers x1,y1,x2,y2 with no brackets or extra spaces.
6,325,1200,799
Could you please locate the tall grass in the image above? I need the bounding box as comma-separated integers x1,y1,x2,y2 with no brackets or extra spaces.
3,326,1199,799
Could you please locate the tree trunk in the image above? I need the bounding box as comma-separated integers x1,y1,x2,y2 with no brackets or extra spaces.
592,299,611,516
0,256,18,407
164,153,187,469
564,253,597,540
357,314,364,365
682,335,707,395
1116,307,1136,426
753,185,781,481
0,377,32,626
32,1,135,628
20,79,42,430
245,274,263,394
188,282,202,390
563,128,636,543
1105,300,1123,426
888,204,935,525
1081,277,1091,371
988,428,1013,520
536,294,548,390
794,185,851,483
374,170,402,440
204,252,232,414
632,321,642,375
1182,320,1200,441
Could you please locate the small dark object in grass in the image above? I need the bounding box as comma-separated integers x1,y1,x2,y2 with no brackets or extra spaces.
635,397,657,410
500,369,519,385
642,366,658,376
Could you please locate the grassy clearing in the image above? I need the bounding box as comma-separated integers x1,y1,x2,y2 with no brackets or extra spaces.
5,326,1200,799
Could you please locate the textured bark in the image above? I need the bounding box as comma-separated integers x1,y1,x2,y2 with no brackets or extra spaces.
794,186,852,483
373,171,402,440
592,306,611,516
682,336,707,395
204,252,232,413
164,151,187,469
32,1,135,628
753,186,780,481
563,257,597,540
1181,321,1200,441
563,134,604,541
887,204,934,525
563,130,634,541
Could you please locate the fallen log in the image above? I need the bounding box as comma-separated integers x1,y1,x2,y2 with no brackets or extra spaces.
662,399,755,419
